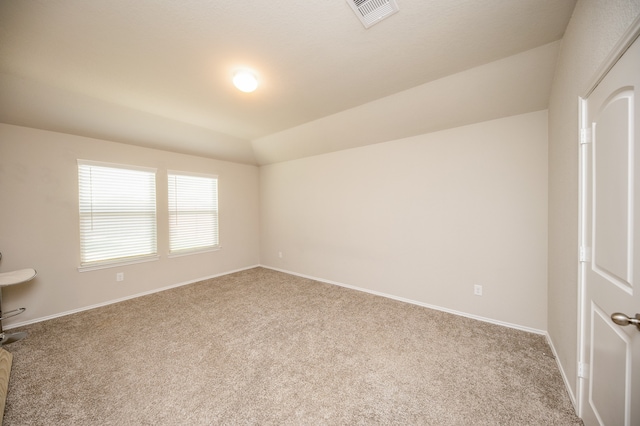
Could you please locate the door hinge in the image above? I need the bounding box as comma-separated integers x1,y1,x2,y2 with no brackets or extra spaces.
578,362,589,379
580,128,592,145
579,246,592,262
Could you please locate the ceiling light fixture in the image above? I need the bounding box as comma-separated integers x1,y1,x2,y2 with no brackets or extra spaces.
233,70,258,93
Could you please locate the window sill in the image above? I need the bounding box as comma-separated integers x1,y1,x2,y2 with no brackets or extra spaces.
78,255,160,272
168,246,221,259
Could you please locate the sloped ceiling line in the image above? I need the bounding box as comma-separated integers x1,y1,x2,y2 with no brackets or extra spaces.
0,0,577,165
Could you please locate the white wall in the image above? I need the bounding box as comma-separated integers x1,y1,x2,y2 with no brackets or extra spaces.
547,0,640,406
261,111,548,331
0,123,260,326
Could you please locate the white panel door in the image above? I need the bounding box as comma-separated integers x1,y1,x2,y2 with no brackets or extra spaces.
581,35,640,426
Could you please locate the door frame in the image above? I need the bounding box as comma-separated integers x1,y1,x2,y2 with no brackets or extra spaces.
577,15,640,419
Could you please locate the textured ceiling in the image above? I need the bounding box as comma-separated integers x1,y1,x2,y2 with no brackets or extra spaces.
0,0,577,164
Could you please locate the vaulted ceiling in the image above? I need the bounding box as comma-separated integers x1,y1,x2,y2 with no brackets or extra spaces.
0,0,576,165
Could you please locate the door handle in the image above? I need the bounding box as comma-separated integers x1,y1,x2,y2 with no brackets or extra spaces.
611,312,640,331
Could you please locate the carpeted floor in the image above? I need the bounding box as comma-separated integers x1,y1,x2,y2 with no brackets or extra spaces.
2,267,582,425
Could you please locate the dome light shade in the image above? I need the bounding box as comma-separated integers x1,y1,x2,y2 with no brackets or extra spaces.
233,70,258,93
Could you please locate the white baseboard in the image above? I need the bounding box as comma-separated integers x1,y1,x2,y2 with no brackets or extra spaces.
261,265,546,335
8,262,546,336
545,332,578,413
5,264,261,330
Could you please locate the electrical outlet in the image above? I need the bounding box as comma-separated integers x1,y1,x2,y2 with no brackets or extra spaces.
116,272,124,282
278,251,283,258
474,284,482,296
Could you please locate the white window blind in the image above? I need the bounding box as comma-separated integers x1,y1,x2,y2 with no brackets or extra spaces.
168,172,219,254
78,161,157,268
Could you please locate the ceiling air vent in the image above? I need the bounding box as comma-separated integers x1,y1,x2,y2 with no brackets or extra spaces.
346,0,399,29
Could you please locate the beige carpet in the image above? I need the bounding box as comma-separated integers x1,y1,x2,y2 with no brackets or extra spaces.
3,267,582,425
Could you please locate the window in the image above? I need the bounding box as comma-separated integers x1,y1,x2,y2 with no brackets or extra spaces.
168,171,219,255
78,160,157,269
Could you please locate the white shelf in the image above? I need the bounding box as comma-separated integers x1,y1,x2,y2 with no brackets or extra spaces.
0,269,37,287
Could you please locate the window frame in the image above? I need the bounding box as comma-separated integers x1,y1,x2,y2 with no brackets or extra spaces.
167,170,220,257
77,160,159,272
